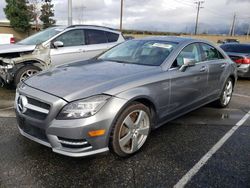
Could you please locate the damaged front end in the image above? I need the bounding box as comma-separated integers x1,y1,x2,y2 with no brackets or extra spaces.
0,57,15,86
0,44,51,86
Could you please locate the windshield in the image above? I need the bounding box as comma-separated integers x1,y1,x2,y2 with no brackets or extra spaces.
18,27,65,45
98,40,177,66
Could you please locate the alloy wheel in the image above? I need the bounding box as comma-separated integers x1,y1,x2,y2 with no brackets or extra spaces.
222,79,233,106
20,69,39,81
118,110,150,154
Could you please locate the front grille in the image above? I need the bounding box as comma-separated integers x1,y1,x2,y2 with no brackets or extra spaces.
58,136,92,150
17,95,51,120
24,109,47,120
27,97,50,110
18,117,48,143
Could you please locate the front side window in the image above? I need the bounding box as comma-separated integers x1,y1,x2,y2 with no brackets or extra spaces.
98,40,177,66
201,43,224,61
54,29,85,47
86,29,107,45
172,43,201,68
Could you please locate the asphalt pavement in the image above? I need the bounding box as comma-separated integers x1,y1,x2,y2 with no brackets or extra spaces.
0,80,250,188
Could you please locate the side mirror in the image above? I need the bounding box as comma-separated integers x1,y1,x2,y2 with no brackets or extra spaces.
179,58,196,72
53,41,64,48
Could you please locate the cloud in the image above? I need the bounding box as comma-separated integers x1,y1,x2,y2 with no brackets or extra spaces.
0,0,249,34
227,0,250,3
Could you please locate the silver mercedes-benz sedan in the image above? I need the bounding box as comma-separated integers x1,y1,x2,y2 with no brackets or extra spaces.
15,37,237,157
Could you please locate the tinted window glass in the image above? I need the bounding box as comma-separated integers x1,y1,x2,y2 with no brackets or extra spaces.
106,32,119,42
172,43,201,68
98,40,177,66
221,44,250,54
201,43,223,61
86,29,107,45
55,29,85,47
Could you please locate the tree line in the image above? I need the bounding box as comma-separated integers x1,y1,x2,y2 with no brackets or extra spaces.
4,0,56,33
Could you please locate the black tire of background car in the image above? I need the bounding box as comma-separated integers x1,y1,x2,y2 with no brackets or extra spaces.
109,102,152,157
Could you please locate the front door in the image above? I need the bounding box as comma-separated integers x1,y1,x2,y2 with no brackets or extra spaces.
50,29,86,67
168,43,208,115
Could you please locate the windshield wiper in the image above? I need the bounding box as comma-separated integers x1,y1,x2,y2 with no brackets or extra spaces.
99,58,130,64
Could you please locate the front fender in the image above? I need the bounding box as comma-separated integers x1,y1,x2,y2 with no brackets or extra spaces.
114,86,161,119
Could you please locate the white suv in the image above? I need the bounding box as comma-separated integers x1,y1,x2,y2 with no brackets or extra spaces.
0,25,125,86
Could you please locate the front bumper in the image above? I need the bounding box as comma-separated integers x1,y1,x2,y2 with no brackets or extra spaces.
237,64,250,78
15,83,128,157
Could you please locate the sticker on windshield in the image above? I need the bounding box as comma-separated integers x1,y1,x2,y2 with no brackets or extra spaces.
152,43,173,49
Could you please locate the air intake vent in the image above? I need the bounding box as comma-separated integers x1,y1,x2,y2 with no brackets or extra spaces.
58,137,92,150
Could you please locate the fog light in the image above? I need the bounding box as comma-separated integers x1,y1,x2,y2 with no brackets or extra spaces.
88,130,106,137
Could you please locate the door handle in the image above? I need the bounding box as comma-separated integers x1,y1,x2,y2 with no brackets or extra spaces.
200,66,207,72
78,49,86,52
221,63,227,68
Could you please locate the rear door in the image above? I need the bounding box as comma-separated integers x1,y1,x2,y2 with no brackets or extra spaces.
168,43,208,114
84,29,109,58
199,43,227,97
50,29,86,66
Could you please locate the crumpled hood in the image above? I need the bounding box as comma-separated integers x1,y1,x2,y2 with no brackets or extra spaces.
24,60,161,102
0,44,36,54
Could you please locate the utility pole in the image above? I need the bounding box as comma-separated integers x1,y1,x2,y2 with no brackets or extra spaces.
229,13,236,36
194,1,204,35
120,0,124,31
68,0,72,26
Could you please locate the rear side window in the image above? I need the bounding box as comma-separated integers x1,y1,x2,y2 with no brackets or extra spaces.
221,45,250,54
106,32,119,42
54,29,85,47
201,43,224,61
85,29,107,45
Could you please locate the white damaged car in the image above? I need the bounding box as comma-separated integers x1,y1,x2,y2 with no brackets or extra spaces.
0,25,125,86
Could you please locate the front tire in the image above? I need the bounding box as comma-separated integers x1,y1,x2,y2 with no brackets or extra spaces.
214,78,233,108
110,103,151,157
14,65,41,87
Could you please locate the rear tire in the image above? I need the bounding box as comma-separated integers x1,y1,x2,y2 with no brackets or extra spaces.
14,65,41,87
214,78,233,108
110,102,151,157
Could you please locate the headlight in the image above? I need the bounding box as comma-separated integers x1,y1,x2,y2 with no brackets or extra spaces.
57,95,111,120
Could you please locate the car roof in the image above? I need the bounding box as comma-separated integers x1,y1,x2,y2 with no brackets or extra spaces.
221,43,250,47
64,25,121,34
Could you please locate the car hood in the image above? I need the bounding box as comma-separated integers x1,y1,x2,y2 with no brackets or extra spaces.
24,60,161,102
0,44,36,54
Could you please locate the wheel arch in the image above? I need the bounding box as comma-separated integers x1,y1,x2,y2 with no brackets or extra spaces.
14,59,46,72
229,74,236,87
108,95,158,146
118,95,158,127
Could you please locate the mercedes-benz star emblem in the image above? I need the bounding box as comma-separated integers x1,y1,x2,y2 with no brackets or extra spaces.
18,95,28,113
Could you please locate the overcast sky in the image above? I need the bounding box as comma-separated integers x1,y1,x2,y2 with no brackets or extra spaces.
1,0,250,34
